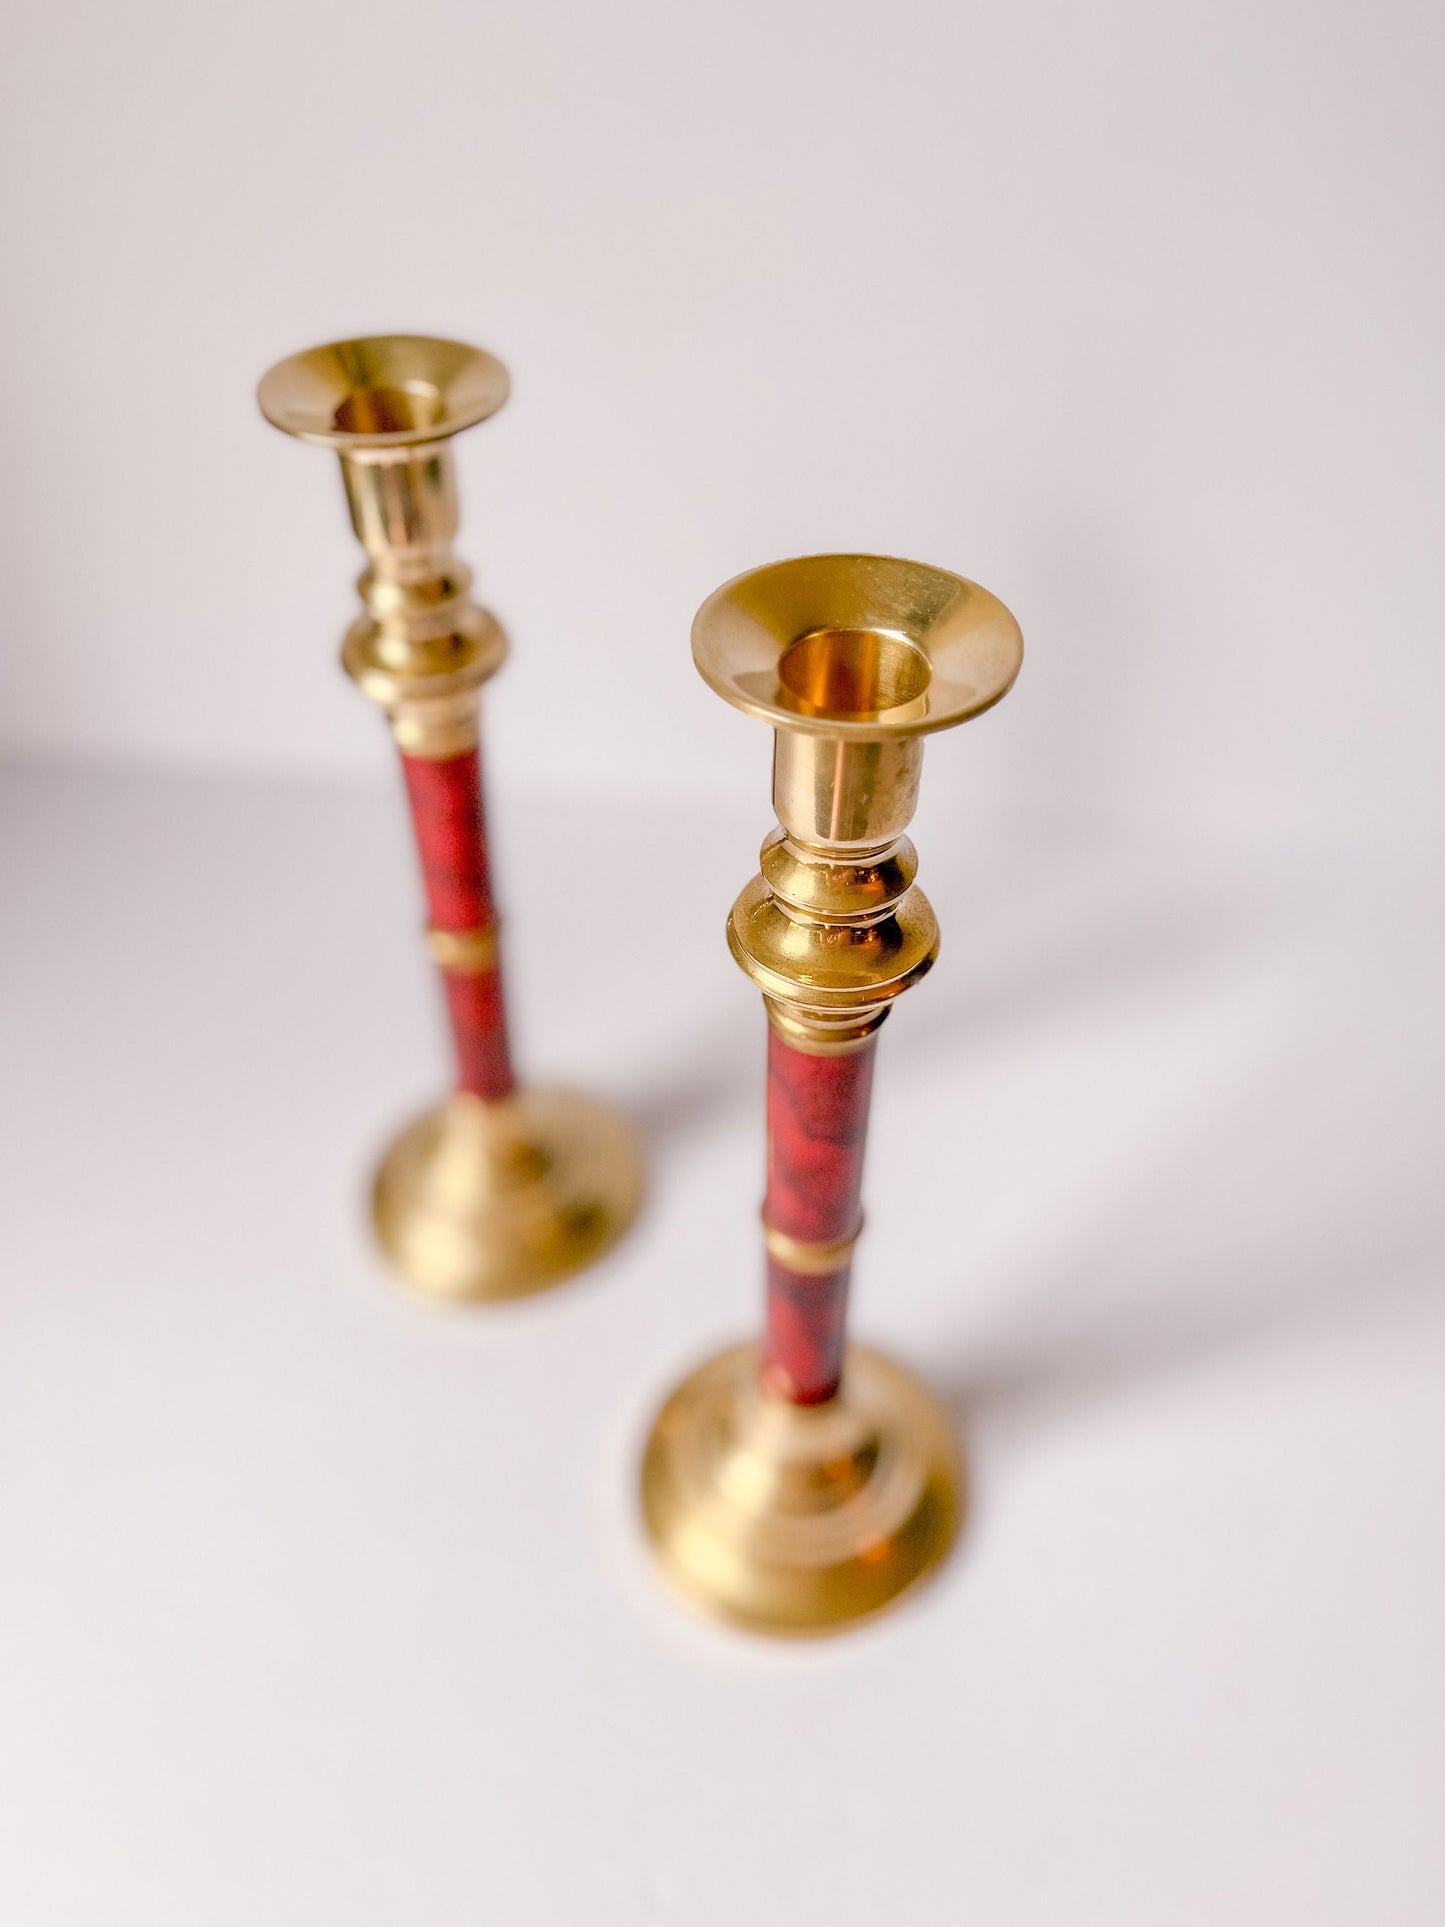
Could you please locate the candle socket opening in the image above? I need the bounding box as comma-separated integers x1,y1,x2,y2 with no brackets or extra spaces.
779,628,930,721
333,381,446,436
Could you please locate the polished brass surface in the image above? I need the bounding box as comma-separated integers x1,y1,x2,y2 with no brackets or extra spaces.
642,553,1021,1633
705,555,1024,1048
691,552,1022,741
257,335,510,449
259,334,643,1301
374,1090,644,1303
641,1344,962,1637
260,334,510,760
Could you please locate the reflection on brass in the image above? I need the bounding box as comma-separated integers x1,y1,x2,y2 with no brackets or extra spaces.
258,335,510,761
642,1343,961,1636
373,1090,643,1303
642,553,1022,1635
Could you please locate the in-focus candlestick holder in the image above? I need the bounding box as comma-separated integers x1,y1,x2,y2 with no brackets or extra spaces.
641,553,1022,1634
258,334,643,1301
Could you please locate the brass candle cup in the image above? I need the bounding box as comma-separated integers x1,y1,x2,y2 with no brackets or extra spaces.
259,335,643,1302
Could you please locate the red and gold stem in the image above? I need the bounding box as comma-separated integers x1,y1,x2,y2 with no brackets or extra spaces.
761,1028,876,1405
400,746,515,1103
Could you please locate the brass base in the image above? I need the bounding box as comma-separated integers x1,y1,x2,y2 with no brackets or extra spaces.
641,1342,962,1636
371,1088,644,1303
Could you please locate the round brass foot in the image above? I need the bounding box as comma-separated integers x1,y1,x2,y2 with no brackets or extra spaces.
641,1342,962,1636
371,1088,644,1303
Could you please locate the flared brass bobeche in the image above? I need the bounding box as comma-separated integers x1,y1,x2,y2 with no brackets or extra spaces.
691,550,1022,740
259,334,643,1301
642,553,1022,1635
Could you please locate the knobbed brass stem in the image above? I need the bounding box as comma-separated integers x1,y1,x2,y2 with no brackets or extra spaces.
699,554,1023,1052
259,334,509,759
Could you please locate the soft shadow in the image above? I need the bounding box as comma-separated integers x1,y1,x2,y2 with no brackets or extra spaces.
892,837,1274,1066
941,1221,1440,1437
616,1013,760,1162
931,979,1443,1442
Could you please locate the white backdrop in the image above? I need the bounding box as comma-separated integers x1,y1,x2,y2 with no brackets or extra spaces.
2,0,1440,843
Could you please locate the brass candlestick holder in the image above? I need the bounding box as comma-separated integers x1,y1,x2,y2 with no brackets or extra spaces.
258,334,643,1301
641,554,1022,1634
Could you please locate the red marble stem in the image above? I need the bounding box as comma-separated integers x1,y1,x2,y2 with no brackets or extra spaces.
762,1028,877,1404
400,747,516,1102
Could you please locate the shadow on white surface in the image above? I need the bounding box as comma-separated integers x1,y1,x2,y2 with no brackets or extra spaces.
932,895,1443,1443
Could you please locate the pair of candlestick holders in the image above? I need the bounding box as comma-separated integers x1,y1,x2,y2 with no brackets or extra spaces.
257,334,1023,1638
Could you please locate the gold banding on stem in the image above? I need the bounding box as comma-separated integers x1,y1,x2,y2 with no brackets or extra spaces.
762,999,887,1055
425,925,500,973
642,553,1023,1635
762,1220,862,1275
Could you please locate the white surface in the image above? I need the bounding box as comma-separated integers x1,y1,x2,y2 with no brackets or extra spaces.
1,760,1441,1923
2,0,1443,843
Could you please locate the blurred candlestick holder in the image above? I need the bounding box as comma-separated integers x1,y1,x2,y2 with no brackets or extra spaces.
258,335,643,1301
641,553,1023,1634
